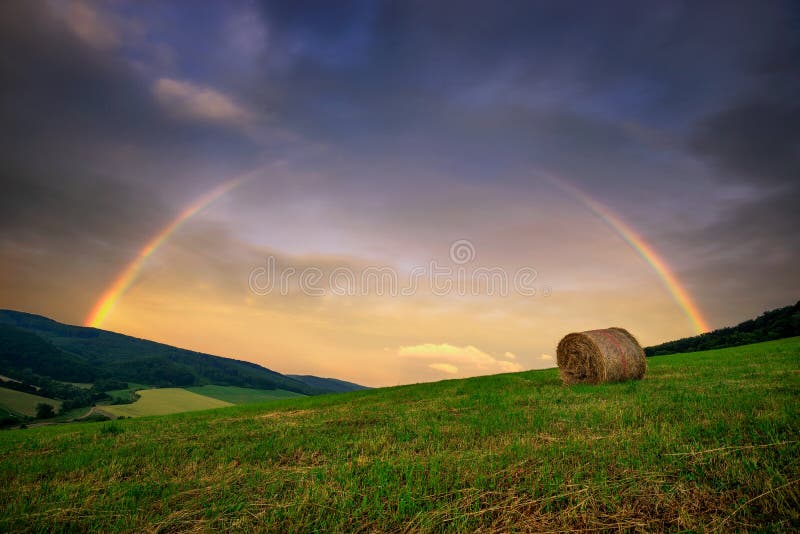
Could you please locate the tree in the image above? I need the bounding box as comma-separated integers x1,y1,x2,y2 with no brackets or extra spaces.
35,403,55,419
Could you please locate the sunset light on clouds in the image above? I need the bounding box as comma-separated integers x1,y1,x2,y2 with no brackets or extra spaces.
1,0,797,387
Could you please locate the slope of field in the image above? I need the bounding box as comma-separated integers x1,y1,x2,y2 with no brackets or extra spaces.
1,338,798,531
0,387,61,417
100,388,232,417
185,385,305,404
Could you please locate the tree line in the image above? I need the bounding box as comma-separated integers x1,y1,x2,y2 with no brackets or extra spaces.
646,301,800,356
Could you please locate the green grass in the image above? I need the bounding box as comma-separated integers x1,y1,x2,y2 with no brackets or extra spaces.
0,338,798,531
186,385,305,404
0,387,61,417
99,388,232,418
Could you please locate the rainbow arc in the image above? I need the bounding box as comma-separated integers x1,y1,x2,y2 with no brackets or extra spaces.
84,174,251,327
544,173,709,334
85,170,710,334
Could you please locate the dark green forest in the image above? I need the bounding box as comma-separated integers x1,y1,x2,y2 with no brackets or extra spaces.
288,374,369,393
646,301,800,356
0,310,322,396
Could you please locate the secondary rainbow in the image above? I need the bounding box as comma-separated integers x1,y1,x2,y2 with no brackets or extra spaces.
545,173,710,334
84,174,251,328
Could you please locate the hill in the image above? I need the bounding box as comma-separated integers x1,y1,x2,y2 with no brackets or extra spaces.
0,337,797,531
0,387,61,418
646,300,800,355
0,310,363,396
288,374,370,393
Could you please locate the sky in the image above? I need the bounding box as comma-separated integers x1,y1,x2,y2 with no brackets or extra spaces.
0,0,797,387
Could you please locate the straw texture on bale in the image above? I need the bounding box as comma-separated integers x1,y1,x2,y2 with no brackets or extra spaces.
556,327,646,385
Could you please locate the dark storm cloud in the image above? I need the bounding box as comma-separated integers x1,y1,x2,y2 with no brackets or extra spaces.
689,0,799,191
677,3,800,321
0,3,154,247
680,109,800,323
0,163,173,323
1,0,798,330
688,88,800,257
690,91,799,190
246,0,791,193
0,2,270,320
255,0,779,113
0,165,168,248
686,1,799,225
0,2,261,176
0,2,267,258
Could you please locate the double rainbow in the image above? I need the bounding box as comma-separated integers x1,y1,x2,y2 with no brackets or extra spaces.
85,171,710,334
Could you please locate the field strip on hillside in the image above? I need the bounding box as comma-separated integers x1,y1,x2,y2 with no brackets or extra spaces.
100,388,232,417
185,385,305,404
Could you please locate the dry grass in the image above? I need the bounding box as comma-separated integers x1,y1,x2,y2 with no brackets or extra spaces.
0,337,798,532
557,327,647,385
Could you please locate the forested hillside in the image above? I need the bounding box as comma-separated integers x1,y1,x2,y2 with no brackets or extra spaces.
646,301,800,356
0,310,318,394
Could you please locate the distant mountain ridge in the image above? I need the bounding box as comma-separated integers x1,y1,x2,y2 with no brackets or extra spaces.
288,375,370,393
0,309,366,395
646,301,800,356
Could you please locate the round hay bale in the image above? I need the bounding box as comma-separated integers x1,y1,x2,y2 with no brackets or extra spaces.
556,327,646,385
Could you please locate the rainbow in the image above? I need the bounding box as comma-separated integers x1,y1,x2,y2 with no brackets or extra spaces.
85,168,711,335
84,173,252,328
544,173,710,334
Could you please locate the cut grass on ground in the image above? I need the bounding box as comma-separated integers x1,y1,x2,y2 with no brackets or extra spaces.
100,388,232,418
0,337,798,532
185,385,305,404
0,387,61,417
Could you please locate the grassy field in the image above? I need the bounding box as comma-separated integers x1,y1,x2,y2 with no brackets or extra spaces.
0,387,61,417
186,385,305,404
100,388,232,418
0,338,798,531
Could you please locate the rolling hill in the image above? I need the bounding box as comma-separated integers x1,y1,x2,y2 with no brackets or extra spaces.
0,337,797,531
0,387,61,418
287,374,370,393
0,310,365,397
646,300,800,355
0,324,96,383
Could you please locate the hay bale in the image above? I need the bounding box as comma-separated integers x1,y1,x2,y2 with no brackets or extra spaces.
556,327,646,385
